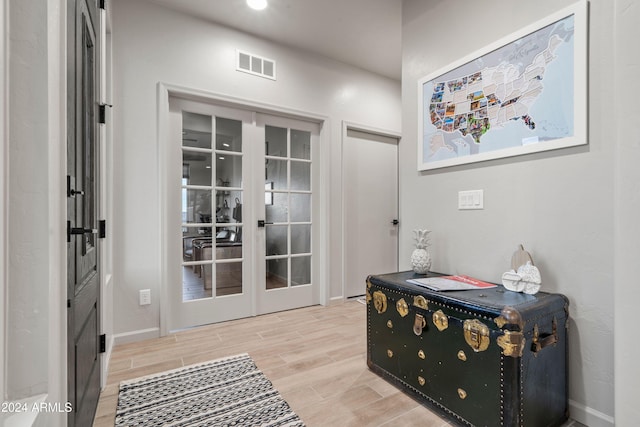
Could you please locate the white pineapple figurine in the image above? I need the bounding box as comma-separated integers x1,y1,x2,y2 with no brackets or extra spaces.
411,229,432,274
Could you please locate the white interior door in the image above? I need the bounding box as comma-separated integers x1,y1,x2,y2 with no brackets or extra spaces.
344,128,399,298
167,98,254,330
255,114,321,314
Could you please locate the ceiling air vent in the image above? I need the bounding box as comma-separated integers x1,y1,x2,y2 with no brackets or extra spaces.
236,50,276,80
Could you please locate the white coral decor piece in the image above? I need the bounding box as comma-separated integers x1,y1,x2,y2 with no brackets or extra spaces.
411,229,432,274
501,261,542,295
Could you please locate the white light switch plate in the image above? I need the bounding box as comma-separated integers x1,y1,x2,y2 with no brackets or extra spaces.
139,289,151,305
458,190,484,210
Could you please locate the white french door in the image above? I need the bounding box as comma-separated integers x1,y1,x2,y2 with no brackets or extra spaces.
255,114,321,315
166,98,320,331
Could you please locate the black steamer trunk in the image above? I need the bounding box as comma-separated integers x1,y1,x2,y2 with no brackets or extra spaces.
366,271,569,427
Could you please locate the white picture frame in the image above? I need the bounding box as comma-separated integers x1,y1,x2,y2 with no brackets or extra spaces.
417,0,587,171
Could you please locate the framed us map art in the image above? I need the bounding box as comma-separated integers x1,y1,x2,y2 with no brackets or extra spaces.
418,0,587,171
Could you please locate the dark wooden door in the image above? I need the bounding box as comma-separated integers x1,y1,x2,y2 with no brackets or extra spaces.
67,0,100,425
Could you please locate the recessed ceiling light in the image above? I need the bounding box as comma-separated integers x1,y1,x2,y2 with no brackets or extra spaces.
247,0,267,11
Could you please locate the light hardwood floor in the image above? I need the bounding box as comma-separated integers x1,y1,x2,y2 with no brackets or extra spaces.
93,300,583,427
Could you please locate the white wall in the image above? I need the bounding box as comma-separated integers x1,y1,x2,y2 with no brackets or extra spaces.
8,0,52,400
110,0,400,338
613,1,640,425
5,1,67,425
402,0,615,425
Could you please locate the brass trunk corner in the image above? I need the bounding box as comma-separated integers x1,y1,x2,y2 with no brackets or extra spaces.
497,330,525,358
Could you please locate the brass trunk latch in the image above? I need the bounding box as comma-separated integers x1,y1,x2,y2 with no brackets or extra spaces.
497,330,525,357
413,295,428,310
372,291,387,314
463,319,490,352
396,298,409,317
413,313,427,336
432,310,448,331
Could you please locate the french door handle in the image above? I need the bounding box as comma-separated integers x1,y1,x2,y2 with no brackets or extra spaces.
70,227,95,234
257,220,274,228
67,221,97,242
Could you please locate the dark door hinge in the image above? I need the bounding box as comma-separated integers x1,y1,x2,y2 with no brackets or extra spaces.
99,334,106,353
98,103,112,124
99,0,106,10
67,299,71,308
99,220,106,239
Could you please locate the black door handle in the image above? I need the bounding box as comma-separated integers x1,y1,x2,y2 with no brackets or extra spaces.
391,219,399,225
70,227,94,234
257,220,274,228
67,221,96,242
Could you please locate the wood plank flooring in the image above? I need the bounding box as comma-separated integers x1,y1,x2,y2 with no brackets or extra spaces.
93,300,583,427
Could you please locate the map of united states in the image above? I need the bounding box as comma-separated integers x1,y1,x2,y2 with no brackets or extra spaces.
427,33,565,156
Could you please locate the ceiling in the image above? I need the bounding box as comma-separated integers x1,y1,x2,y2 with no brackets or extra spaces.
145,0,403,80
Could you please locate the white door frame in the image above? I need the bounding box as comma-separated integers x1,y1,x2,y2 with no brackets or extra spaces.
340,121,401,300
157,83,330,335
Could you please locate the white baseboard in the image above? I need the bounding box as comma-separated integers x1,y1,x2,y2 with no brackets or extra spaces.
569,399,614,427
113,327,161,345
329,296,346,305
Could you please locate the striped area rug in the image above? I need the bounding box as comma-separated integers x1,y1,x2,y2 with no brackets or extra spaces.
115,353,304,426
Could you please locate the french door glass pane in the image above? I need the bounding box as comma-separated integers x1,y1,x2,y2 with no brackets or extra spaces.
182,152,212,186
216,262,243,295
183,189,213,224
216,118,242,152
182,112,212,149
266,125,287,156
291,225,311,254
290,193,311,222
290,161,310,191
266,225,287,256
183,266,212,301
216,154,242,188
266,259,288,289
291,256,311,286
266,193,287,223
290,129,311,160
266,159,287,190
